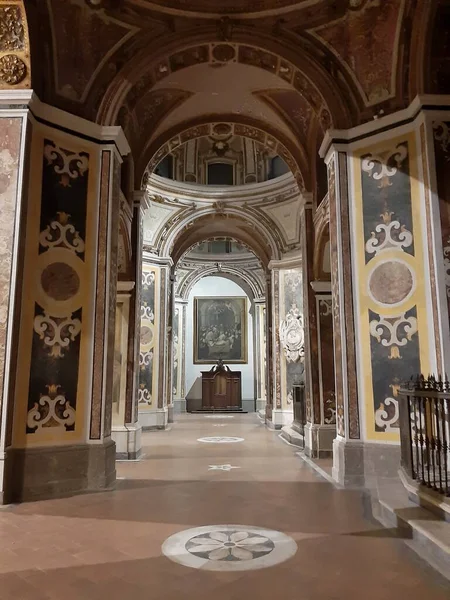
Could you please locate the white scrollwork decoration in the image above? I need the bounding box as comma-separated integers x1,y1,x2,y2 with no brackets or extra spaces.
365,214,413,256
375,397,399,432
141,303,155,322
324,392,336,424
139,349,153,368
142,271,155,287
318,298,332,317
27,385,76,432
361,144,408,186
369,313,417,347
34,312,82,358
44,144,89,178
39,212,85,254
138,385,152,405
433,121,450,157
279,306,305,363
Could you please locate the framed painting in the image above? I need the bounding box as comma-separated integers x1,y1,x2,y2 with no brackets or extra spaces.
194,297,247,364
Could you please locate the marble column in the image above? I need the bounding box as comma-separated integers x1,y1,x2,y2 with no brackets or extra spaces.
301,203,322,456
254,298,266,413
320,96,445,486
139,253,172,429
0,92,32,502
111,281,142,459
269,253,304,429
2,96,130,502
173,298,188,413
310,282,336,457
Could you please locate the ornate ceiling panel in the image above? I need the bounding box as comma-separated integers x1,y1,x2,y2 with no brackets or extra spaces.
309,0,405,106
255,89,315,146
47,0,138,102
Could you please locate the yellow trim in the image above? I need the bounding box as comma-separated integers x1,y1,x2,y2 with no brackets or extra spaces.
352,132,431,442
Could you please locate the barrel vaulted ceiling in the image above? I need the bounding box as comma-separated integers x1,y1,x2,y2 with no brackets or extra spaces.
25,0,444,190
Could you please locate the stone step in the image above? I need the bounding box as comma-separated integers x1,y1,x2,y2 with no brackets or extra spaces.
371,479,450,581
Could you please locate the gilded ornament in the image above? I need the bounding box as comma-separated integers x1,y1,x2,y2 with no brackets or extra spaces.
27,385,76,433
0,53,26,84
0,6,24,51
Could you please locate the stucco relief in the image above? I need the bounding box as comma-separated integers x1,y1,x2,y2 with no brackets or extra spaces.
279,307,304,363
0,3,30,88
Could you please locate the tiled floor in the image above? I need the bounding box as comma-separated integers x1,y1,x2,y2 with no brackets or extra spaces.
0,414,449,599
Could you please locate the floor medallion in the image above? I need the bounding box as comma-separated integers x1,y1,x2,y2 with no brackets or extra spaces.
162,525,297,571
197,436,244,443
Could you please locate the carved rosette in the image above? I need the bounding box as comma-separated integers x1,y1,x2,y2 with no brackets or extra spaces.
279,307,305,363
0,3,30,88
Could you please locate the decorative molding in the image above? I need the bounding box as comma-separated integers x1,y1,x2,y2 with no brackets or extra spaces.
279,306,304,363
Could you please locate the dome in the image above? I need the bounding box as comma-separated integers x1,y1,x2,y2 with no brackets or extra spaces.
154,131,290,186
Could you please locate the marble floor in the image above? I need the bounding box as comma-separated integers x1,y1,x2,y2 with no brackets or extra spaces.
0,414,449,599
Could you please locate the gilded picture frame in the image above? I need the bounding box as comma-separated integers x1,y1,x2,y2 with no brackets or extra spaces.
194,296,247,364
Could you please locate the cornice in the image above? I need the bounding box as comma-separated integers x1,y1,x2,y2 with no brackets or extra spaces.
146,172,300,207
319,94,450,158
28,93,131,157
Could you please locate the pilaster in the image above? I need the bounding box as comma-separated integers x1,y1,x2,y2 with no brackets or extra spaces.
320,95,449,486
139,252,172,430
2,95,130,502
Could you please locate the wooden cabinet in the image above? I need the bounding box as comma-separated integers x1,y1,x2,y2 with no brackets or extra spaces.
201,362,241,410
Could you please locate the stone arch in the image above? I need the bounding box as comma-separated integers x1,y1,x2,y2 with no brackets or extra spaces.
313,198,331,282
177,264,265,302
0,2,31,90
95,27,356,130
139,115,309,192
164,211,283,269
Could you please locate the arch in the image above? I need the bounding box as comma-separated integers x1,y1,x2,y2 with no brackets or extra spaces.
169,212,280,269
95,27,356,130
0,2,31,90
177,264,265,302
313,195,331,282
139,115,309,191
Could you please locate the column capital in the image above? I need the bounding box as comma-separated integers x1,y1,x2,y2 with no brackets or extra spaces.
133,190,150,211
142,251,173,268
268,249,302,270
0,89,33,109
117,281,135,293
27,94,131,157
310,281,331,293
319,94,450,161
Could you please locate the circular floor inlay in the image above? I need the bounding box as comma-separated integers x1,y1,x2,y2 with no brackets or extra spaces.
162,525,297,571
204,415,234,419
197,436,244,443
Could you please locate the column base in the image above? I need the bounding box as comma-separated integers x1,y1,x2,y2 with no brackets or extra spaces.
2,440,116,504
139,407,169,430
304,424,336,458
112,423,142,460
174,398,186,413
167,405,174,423
332,437,400,488
256,398,266,412
270,408,293,430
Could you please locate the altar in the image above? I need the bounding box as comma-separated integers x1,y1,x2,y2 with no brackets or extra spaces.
200,361,242,410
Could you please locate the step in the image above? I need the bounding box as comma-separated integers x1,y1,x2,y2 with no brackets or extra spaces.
370,478,450,580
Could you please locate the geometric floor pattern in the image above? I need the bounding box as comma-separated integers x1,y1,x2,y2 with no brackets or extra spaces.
0,413,448,599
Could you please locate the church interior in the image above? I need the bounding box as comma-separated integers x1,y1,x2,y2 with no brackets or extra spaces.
0,0,450,596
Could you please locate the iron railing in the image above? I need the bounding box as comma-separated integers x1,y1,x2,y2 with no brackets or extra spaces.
399,376,450,497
